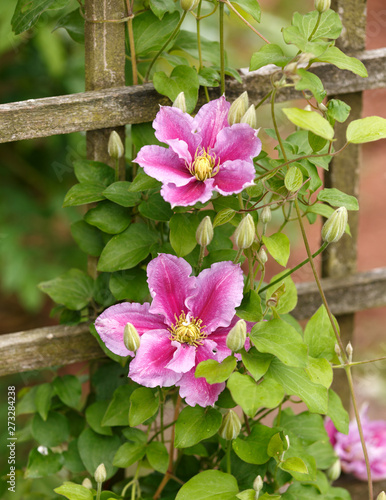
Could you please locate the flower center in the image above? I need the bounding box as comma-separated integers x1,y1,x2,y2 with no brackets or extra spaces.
188,149,220,182
169,311,207,347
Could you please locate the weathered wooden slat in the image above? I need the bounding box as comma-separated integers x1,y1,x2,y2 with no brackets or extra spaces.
1,268,386,377
0,48,385,143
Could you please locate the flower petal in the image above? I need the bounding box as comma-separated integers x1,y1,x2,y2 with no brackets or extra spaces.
193,96,230,150
95,302,166,356
147,253,196,325
134,145,191,187
166,341,196,373
213,123,262,163
129,331,182,387
161,178,215,208
213,159,255,196
187,261,244,334
177,340,225,407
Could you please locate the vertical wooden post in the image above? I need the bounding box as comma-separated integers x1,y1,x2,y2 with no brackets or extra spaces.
325,0,367,409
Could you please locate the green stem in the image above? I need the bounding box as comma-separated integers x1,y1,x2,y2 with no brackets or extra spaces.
233,248,243,264
247,249,254,291
333,355,386,368
96,482,102,500
308,11,322,41
255,265,265,293
115,158,119,182
196,1,210,102
255,90,273,111
197,245,206,272
159,388,165,444
223,0,270,44
125,5,138,85
271,87,288,162
145,11,187,81
226,441,232,474
219,2,225,95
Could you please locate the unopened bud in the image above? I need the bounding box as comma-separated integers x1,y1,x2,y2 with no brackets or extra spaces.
228,92,249,125
304,104,313,112
180,0,199,10
346,342,353,363
285,435,290,449
173,92,187,113
234,214,255,249
377,492,386,500
298,52,314,66
124,323,140,353
315,0,331,12
241,105,257,129
261,206,271,225
334,344,344,363
226,319,247,352
253,475,263,497
82,478,93,489
196,216,213,247
327,459,341,482
322,207,348,243
94,463,106,484
258,247,268,265
219,410,242,441
108,131,124,160
318,102,328,112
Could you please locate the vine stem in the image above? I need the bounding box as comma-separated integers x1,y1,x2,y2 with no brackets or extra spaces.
96,482,102,500
226,441,232,473
197,0,210,102
219,2,225,95
222,0,270,44
125,1,138,85
293,199,373,500
333,355,386,368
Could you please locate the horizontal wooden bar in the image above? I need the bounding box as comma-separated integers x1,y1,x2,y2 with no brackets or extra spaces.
0,48,385,144
1,267,386,376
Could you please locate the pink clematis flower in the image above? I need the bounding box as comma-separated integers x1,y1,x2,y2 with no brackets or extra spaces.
95,253,247,407
134,96,262,207
325,409,386,481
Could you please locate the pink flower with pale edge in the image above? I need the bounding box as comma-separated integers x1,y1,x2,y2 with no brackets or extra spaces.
95,253,248,407
133,96,262,207
325,409,386,481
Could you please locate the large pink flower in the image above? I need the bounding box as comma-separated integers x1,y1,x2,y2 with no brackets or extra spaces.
95,253,246,407
326,409,386,481
134,96,262,207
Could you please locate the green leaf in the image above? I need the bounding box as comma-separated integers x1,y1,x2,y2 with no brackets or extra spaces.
103,181,142,207
262,233,290,267
109,268,149,302
39,269,94,310
25,448,63,478
12,0,57,35
231,0,261,22
304,305,339,361
54,8,84,44
213,208,236,228
98,224,158,272
34,383,53,421
249,44,290,71
316,46,368,78
175,470,239,500
129,387,159,427
63,182,106,207
305,357,333,389
227,372,284,417
295,69,326,104
102,385,137,426
146,441,169,473
265,272,298,315
31,411,70,447
327,388,349,434
198,67,220,87
62,439,85,473
54,482,93,500
169,213,200,257
347,116,386,144
195,356,237,384
71,220,105,257
284,166,303,192
84,201,131,234
236,490,255,500
150,0,177,19
281,457,308,474
73,160,115,186
133,11,181,57
139,192,173,222
236,290,263,322
173,30,221,66
280,409,330,445
267,431,286,459
85,401,113,436
174,406,222,449
250,319,307,368
283,10,342,49
53,375,82,409
268,358,328,414
78,428,121,479
306,441,336,469
129,169,162,192
113,441,147,468
122,427,147,443
241,348,273,381
308,132,328,153
327,99,351,123
282,108,334,141
317,188,359,211
153,65,200,113
233,424,279,464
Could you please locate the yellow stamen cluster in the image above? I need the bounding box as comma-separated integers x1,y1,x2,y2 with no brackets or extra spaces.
188,149,220,181
169,311,207,347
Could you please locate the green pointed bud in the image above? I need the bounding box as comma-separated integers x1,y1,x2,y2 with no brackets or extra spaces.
377,492,386,500
180,0,199,10
327,459,341,482
94,463,106,484
285,435,290,449
219,410,242,441
322,207,348,243
346,341,353,363
241,105,257,129
196,216,214,247
82,478,93,490
226,319,247,352
234,214,255,249
253,475,263,497
304,104,313,112
124,323,140,353
318,102,328,112
261,206,271,224
108,131,124,160
258,247,268,265
284,62,298,75
173,92,187,113
284,166,303,193
315,0,331,12
228,92,249,125
335,343,344,363
246,180,264,199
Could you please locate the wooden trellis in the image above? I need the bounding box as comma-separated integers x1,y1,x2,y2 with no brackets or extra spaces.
1,0,385,412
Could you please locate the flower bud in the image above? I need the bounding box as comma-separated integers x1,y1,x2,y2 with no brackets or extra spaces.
228,92,249,125
94,463,106,484
284,62,298,75
124,323,140,353
334,344,344,363
285,435,290,449
304,104,313,112
180,0,199,10
82,478,93,490
327,459,341,482
321,207,348,243
253,475,263,495
315,0,331,12
377,492,386,500
37,446,49,456
226,319,247,352
318,102,328,112
234,214,255,249
108,131,124,160
173,92,187,113
258,247,268,265
196,216,214,247
346,342,353,363
219,410,242,441
241,105,257,129
261,206,271,225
